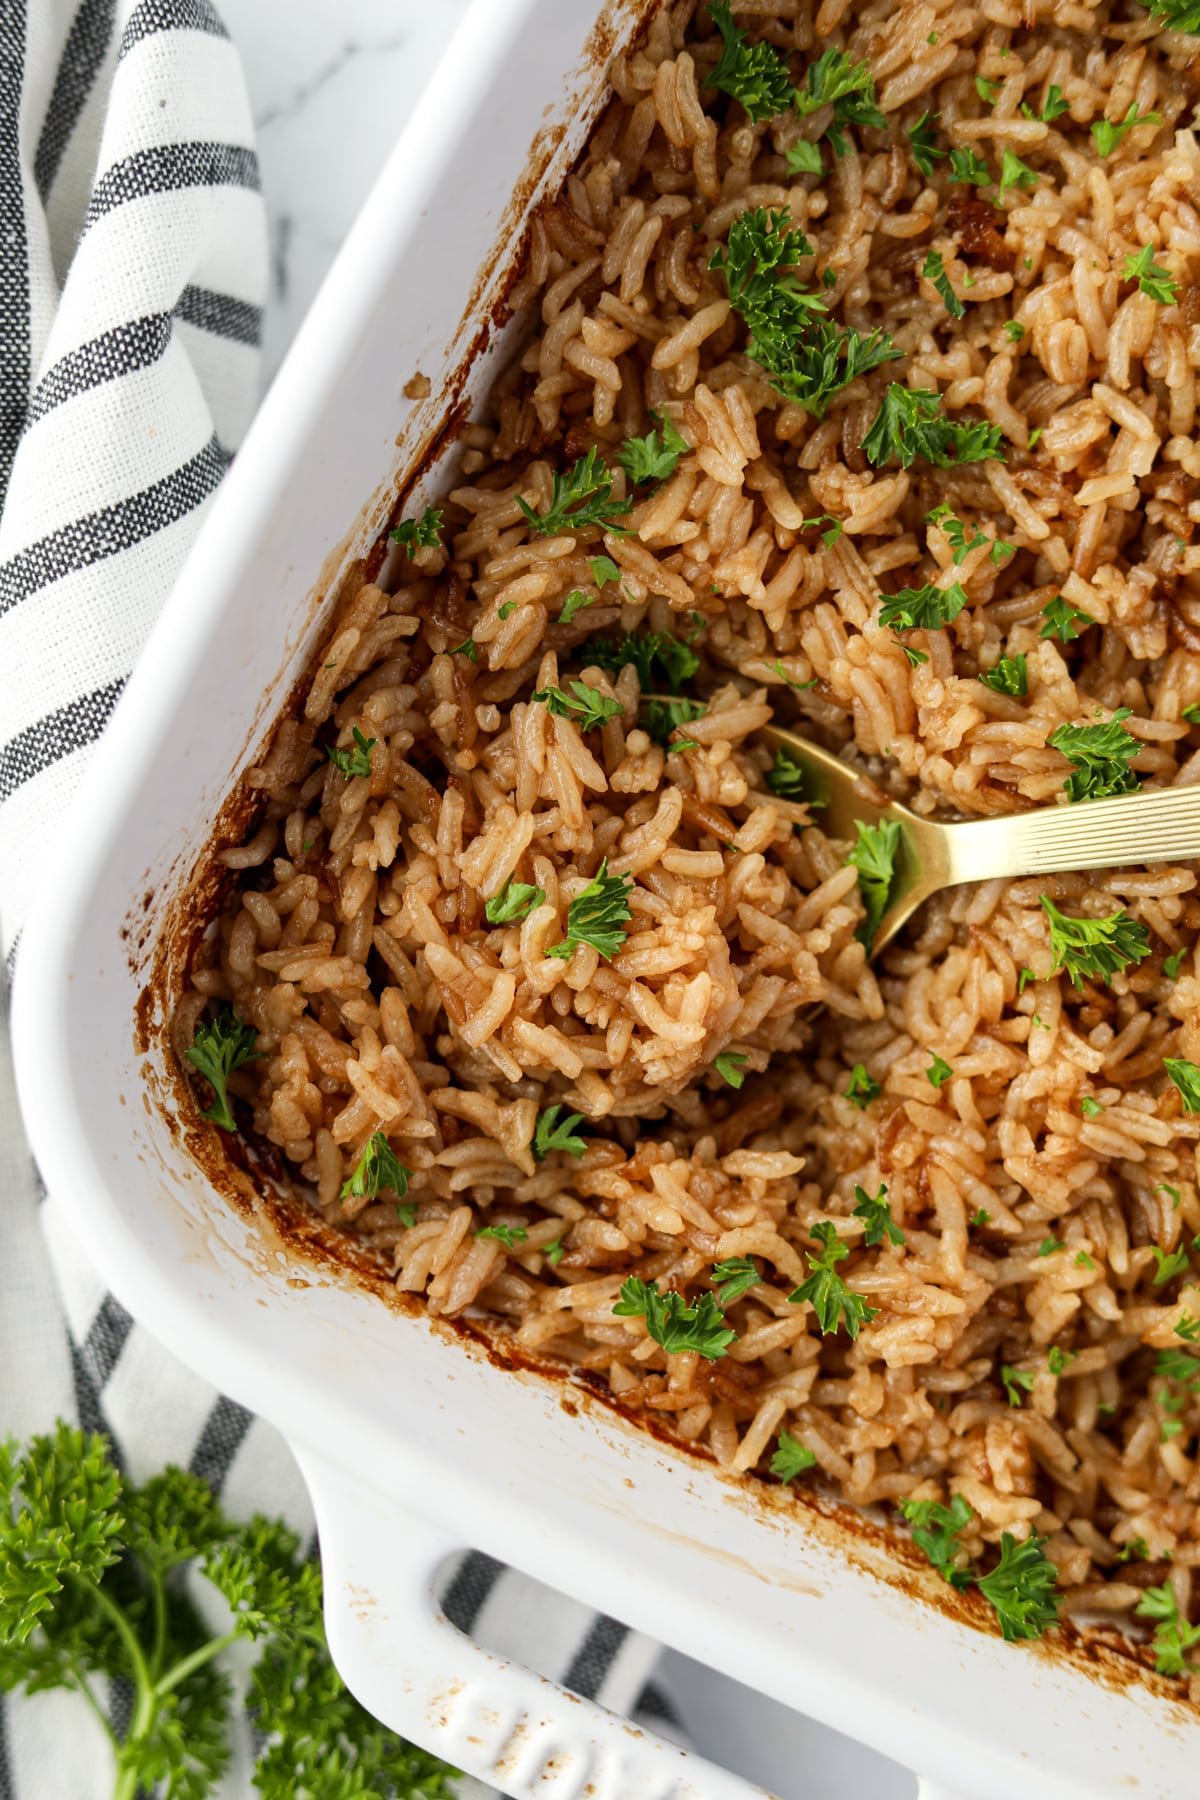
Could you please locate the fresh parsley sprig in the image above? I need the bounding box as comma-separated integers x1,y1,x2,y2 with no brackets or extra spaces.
853,1182,904,1246
532,679,623,731
712,1256,761,1304
326,726,376,780
1123,245,1178,305
485,876,546,925
771,1433,817,1482
795,47,886,155
613,1277,737,1360
390,505,443,552
646,696,705,750
863,386,1004,470
533,1104,587,1160
0,1425,456,1800
907,112,945,177
976,1532,1061,1641
1039,595,1094,643
341,1132,410,1203
788,1221,878,1338
547,859,635,962
1040,897,1151,987
1165,1059,1200,1114
879,580,968,632
186,1009,260,1132
1092,101,1162,157
847,817,902,948
899,1493,974,1588
590,626,700,693
704,0,797,122
846,1064,880,1108
979,655,1028,696
1136,1582,1200,1677
618,412,690,487
922,249,965,319
518,446,630,539
1048,710,1140,801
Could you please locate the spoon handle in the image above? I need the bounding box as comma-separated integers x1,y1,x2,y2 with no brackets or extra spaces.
940,781,1200,883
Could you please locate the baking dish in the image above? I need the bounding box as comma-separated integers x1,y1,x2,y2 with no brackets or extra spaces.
12,1,1200,1794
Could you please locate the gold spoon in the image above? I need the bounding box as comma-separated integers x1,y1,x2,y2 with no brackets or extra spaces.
650,706,1200,952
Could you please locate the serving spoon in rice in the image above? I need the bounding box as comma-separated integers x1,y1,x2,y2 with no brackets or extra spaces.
649,705,1200,952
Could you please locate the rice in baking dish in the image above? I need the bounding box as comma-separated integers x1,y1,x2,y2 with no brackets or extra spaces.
180,0,1200,1671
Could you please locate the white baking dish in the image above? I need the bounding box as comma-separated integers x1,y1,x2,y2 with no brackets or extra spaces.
13,3,1200,1795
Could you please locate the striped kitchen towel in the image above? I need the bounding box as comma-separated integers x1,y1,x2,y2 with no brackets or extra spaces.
0,4,668,1796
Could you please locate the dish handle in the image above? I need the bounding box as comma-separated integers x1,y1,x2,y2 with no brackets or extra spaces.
297,1446,773,1800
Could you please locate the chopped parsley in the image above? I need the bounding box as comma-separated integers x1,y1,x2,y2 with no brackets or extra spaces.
926,1055,954,1088
613,1277,737,1360
617,411,690,486
704,0,797,122
547,858,635,961
788,1221,878,1338
846,1064,881,1108
518,446,630,538
1163,947,1186,981
1091,101,1161,158
1039,595,1094,643
448,636,477,661
765,745,809,797
396,1202,418,1227
853,1182,905,1247
1004,319,1026,342
975,75,1000,104
326,726,376,780
1165,1058,1200,1114
185,1008,260,1132
922,248,965,319
645,696,705,750
998,149,1039,195
1047,1347,1076,1375
879,579,968,631
497,601,517,620
948,146,991,187
971,1208,991,1228
1076,1250,1097,1271
907,112,945,177
1001,1364,1035,1407
588,554,621,588
899,1493,974,1588
1122,245,1178,305
770,660,818,690
976,1532,1060,1642
979,655,1028,696
559,589,596,625
1037,1237,1065,1256
485,876,545,925
1151,1245,1190,1285
543,1237,566,1268
897,641,929,667
862,385,1004,470
1047,709,1140,801
847,817,902,948
390,505,443,551
532,1105,587,1161
1024,84,1069,123
1177,1314,1200,1342
590,626,700,692
712,1256,761,1304
532,679,623,731
1135,1583,1200,1679
771,1432,817,1482
794,47,887,155
927,504,987,564
1080,1096,1105,1119
477,1224,529,1248
713,1051,749,1089
341,1132,410,1202
785,139,824,175
1040,897,1151,987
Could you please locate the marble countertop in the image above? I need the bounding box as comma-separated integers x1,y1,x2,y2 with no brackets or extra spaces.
214,7,915,1795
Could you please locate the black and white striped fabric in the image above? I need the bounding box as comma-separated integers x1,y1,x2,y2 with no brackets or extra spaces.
0,4,667,1794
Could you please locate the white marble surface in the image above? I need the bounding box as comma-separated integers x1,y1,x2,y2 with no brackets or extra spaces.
215,6,917,1796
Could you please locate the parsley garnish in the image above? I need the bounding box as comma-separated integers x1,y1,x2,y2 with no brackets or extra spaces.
704,0,797,121
897,641,928,667
1151,1245,1190,1284
547,858,635,961
1039,595,1094,642
713,1051,749,1089
613,1277,737,1360
1047,708,1140,801
1040,897,1150,987
998,149,1039,195
712,1256,761,1304
0,1424,456,1800
927,503,987,564
590,626,699,692
1004,319,1026,342
559,589,596,625
879,579,968,631
926,1055,953,1087
1023,84,1069,123
617,411,690,486
975,75,1000,104
765,745,809,797
906,112,945,177
1091,101,1161,158
971,1208,991,1228
497,601,517,620
645,696,705,750
788,1221,878,1338
390,505,443,551
976,1532,1060,1641
847,817,902,948
532,679,623,731
1001,1364,1035,1407
1177,1314,1200,1342
846,1064,880,1108
533,1105,587,1160
922,249,965,319
518,446,630,538
326,725,376,780
1122,245,1178,305
1037,1237,1065,1256
543,1238,566,1268
1047,1346,1076,1375
899,1493,974,1588
853,1182,904,1246
948,146,991,186
449,635,477,661
486,876,546,925
477,1224,529,1248
186,1008,260,1132
862,385,1004,469
1165,1058,1200,1114
341,1132,410,1202
1136,1583,1200,1678
771,1432,817,1482
1076,1250,1097,1271
1164,949,1187,979
1080,1095,1105,1118
785,139,823,176
795,47,886,154
396,1201,418,1227
588,554,621,588
979,655,1028,696
769,659,818,690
